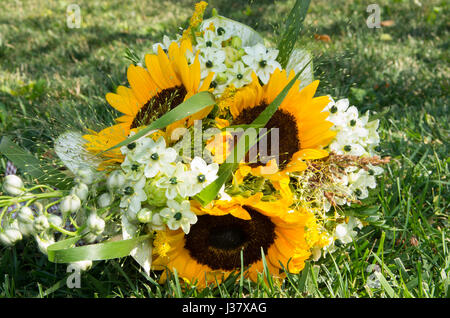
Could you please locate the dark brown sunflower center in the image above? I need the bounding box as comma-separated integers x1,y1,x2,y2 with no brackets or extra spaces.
130,85,187,129
184,207,276,270
232,101,300,168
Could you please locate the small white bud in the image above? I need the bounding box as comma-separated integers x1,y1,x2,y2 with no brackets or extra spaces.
35,234,55,255
35,202,44,214
0,233,10,246
47,214,63,228
19,222,35,237
152,213,163,226
150,213,165,231
106,170,126,190
97,192,112,208
0,228,23,246
75,167,96,185
60,194,82,215
87,213,105,235
231,36,243,49
83,232,98,243
71,183,89,201
2,175,24,196
311,246,322,261
71,260,92,271
33,215,50,232
17,206,34,224
137,208,153,223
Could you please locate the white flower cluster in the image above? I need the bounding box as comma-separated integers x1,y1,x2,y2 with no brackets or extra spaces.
322,98,384,204
0,169,111,253
325,98,381,157
153,26,281,96
322,162,384,211
302,98,385,253
196,26,281,95
0,133,219,255
0,173,100,258
1,177,55,247
312,215,363,260
0,173,98,271
112,134,219,234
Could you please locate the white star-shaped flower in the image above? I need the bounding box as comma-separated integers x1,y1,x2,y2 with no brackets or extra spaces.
334,217,363,244
324,98,350,127
329,132,366,156
196,30,224,49
225,61,253,88
185,157,219,196
242,43,281,84
119,177,147,220
152,35,181,54
155,162,189,199
199,47,227,79
159,200,197,234
142,137,177,178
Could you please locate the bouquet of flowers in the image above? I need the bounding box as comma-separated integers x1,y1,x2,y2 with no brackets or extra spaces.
0,1,389,287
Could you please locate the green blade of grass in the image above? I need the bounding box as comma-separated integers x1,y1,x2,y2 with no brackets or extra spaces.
374,272,398,298
277,0,311,68
0,137,73,189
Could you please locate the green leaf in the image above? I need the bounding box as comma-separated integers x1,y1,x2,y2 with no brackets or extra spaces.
374,272,398,298
298,261,310,292
194,68,304,206
40,277,71,297
101,91,216,154
47,234,151,263
277,0,311,68
0,137,73,189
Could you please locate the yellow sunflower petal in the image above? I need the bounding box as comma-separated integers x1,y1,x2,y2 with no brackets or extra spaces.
127,64,156,105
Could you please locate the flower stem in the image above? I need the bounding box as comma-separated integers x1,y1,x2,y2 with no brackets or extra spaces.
49,223,77,237
44,199,62,215
0,206,7,231
69,216,80,230
26,185,57,192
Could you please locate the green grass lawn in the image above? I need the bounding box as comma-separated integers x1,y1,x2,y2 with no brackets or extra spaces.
0,0,448,297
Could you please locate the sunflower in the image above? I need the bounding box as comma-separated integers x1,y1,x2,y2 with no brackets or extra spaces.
152,193,321,287
83,39,215,166
224,69,336,181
